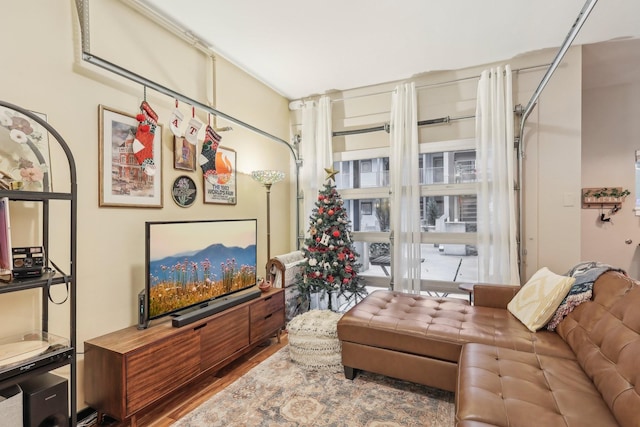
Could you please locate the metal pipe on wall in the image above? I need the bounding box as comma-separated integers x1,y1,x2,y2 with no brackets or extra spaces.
75,0,302,252
517,0,599,282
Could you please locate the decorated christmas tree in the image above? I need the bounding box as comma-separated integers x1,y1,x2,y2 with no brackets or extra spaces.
297,168,368,311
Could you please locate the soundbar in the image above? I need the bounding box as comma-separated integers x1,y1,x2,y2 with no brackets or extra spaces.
171,287,262,327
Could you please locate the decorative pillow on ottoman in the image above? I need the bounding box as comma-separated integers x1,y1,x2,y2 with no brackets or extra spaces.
507,267,575,332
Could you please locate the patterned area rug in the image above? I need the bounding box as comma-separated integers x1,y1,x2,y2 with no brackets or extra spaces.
173,346,455,427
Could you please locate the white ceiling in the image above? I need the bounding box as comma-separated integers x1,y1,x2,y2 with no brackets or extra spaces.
136,0,640,100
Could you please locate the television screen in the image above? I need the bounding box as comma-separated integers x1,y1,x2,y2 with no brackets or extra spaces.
145,219,257,321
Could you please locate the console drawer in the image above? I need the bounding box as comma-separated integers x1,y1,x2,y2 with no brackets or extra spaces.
250,291,284,321
250,289,285,342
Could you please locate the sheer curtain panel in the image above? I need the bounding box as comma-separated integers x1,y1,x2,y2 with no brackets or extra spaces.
301,97,333,236
390,83,422,293
475,65,520,285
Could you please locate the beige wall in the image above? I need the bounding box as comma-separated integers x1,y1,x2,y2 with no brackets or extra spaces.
522,48,583,279
4,0,637,416
1,0,291,409
581,39,640,278
292,47,584,282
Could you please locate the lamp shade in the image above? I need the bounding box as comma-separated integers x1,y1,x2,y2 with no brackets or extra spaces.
251,170,285,186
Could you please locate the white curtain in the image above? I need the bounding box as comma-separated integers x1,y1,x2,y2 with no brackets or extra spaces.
301,96,333,236
390,83,422,293
475,65,520,285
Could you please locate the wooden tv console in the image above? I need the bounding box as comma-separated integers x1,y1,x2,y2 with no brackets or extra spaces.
84,288,284,426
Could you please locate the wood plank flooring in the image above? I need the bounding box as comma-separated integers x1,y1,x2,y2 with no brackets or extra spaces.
92,333,288,427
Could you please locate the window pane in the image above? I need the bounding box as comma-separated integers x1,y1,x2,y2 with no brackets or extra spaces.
354,241,478,283
342,198,390,232
419,243,478,283
420,195,477,229
354,241,392,278
420,150,476,185
335,158,389,189
332,142,478,288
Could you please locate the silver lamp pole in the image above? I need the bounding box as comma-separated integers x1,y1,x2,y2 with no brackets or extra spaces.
251,170,285,272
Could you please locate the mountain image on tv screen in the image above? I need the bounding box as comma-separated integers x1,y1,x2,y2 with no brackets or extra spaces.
146,219,257,319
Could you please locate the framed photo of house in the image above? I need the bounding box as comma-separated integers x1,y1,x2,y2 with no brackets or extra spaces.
173,135,197,171
98,105,163,208
203,146,236,205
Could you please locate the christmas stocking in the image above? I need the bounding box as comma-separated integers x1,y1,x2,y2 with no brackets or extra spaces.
199,125,221,183
132,101,158,176
184,117,203,146
169,108,184,136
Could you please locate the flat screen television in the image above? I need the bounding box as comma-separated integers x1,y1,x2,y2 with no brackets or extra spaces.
145,219,257,321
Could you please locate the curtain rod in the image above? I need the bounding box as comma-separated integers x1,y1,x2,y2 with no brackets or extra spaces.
321,64,550,105
332,114,474,138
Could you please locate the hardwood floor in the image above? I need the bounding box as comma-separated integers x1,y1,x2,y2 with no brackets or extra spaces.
90,333,288,427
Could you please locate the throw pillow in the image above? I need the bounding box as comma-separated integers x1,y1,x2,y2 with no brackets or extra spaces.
507,267,575,332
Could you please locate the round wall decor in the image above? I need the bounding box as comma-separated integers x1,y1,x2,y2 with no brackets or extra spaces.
171,175,197,207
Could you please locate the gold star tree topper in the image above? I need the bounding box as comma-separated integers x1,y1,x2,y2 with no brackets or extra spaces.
324,167,339,181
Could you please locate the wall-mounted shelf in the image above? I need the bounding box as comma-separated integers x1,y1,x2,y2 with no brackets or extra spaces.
581,187,629,209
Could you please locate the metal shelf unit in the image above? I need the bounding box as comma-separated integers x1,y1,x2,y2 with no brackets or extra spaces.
0,100,77,426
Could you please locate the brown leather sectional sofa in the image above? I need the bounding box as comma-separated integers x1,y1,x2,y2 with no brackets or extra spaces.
337,271,640,426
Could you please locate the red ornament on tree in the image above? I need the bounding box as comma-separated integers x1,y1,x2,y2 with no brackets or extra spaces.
328,209,334,216
316,237,321,242
327,275,334,283
333,230,340,237
318,207,324,214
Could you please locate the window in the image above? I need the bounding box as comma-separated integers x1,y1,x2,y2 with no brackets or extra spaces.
333,139,478,293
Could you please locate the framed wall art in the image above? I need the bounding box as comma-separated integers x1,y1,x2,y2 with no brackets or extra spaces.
203,145,236,205
171,175,197,208
173,135,197,171
98,105,163,208
0,106,52,192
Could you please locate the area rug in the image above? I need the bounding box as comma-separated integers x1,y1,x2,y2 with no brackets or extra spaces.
173,346,455,427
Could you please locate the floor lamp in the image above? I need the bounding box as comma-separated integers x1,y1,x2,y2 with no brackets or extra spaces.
251,170,285,274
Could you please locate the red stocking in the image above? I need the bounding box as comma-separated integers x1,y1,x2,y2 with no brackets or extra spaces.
133,101,158,175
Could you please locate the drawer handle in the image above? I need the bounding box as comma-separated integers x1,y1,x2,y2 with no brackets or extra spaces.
264,296,272,301
264,313,272,320
193,323,207,331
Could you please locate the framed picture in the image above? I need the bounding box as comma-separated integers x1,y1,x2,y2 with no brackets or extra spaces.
171,175,197,208
0,107,52,192
173,135,197,171
98,105,163,208
203,146,236,205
